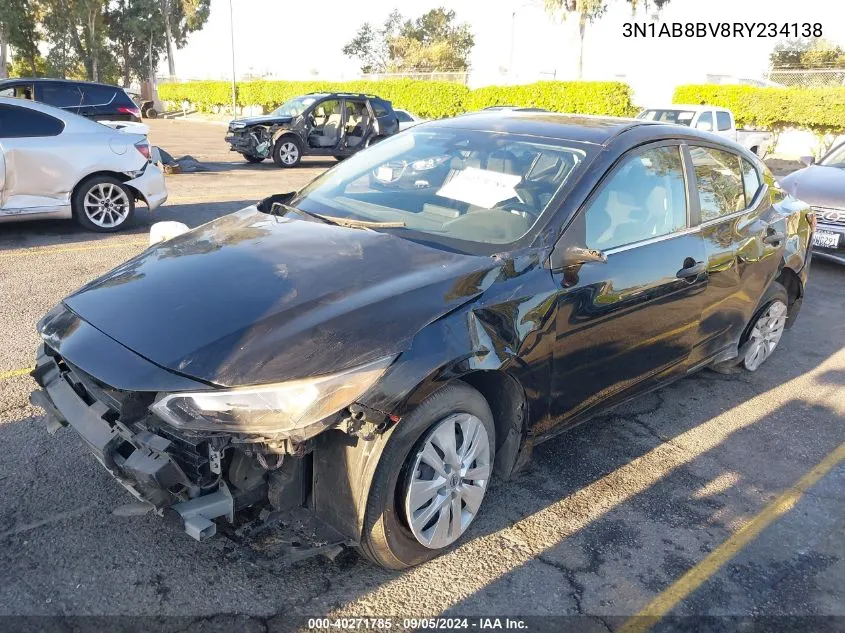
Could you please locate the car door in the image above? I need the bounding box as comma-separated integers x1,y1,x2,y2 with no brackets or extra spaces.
340,98,375,152
370,99,399,137
0,103,69,214
685,144,785,366
547,142,708,428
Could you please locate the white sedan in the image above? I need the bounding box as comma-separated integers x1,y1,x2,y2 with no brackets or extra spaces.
395,109,427,131
0,96,166,232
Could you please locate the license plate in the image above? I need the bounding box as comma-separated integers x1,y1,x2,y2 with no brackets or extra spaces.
813,230,841,249
376,166,394,182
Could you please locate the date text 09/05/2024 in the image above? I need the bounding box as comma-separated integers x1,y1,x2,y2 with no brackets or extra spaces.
307,618,528,630
624,22,822,38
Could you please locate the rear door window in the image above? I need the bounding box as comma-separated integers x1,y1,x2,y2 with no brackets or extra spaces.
39,83,84,108
0,104,65,137
585,145,688,250
716,111,732,131
81,85,117,106
689,146,746,221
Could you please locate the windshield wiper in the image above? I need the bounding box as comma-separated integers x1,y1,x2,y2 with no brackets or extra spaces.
270,203,405,230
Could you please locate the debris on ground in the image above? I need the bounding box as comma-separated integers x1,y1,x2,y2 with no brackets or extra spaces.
151,146,210,174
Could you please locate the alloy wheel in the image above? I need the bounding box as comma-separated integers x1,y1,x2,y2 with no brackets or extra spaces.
278,141,299,165
743,300,787,371
404,413,492,550
83,183,131,228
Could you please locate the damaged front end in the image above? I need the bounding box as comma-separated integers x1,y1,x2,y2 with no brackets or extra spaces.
29,334,392,550
225,122,278,159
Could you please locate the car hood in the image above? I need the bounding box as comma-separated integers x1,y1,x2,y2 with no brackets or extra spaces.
231,115,293,128
780,165,845,209
61,207,500,388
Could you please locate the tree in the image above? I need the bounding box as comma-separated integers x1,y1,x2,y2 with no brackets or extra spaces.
158,0,211,78
107,0,166,87
342,9,403,74
544,0,670,79
0,0,40,78
343,7,474,74
770,38,845,70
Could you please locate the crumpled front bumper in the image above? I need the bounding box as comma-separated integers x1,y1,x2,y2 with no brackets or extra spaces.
30,345,234,539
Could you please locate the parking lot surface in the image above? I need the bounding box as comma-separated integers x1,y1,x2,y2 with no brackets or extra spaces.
1,120,843,630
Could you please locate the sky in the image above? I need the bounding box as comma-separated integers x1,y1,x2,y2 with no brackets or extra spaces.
170,0,845,102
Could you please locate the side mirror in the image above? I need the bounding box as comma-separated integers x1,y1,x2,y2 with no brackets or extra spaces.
551,244,607,271
696,121,713,132
800,155,815,167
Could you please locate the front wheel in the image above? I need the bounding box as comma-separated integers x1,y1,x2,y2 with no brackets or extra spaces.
72,175,135,232
358,382,495,570
272,137,302,168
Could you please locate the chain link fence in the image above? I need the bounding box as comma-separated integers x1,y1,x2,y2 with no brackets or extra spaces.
763,69,845,88
359,71,470,84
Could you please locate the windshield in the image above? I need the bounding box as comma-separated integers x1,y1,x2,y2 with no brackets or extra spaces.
638,109,696,126
271,96,317,117
820,143,845,168
290,127,589,249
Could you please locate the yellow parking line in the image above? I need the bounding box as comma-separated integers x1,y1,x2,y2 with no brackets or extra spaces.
619,440,845,633
0,240,147,259
0,367,33,381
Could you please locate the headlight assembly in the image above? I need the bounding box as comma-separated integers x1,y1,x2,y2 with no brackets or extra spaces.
150,356,394,439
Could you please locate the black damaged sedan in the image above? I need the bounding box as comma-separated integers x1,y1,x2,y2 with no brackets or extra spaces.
31,112,813,569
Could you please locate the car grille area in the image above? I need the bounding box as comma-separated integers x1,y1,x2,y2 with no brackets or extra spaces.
814,207,845,227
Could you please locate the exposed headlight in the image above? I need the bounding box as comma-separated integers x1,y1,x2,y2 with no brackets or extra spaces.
150,356,394,439
230,121,246,130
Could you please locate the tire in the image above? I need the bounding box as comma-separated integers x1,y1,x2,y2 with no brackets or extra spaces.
739,281,788,372
333,155,346,162
242,153,265,164
272,136,302,168
358,382,495,570
142,107,158,119
72,175,135,232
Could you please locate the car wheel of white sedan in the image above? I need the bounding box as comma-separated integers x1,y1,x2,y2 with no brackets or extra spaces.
73,175,135,232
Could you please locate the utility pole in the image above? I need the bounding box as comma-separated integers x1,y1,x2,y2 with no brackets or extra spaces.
229,0,237,116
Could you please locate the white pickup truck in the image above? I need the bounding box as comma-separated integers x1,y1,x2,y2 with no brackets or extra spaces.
637,105,773,158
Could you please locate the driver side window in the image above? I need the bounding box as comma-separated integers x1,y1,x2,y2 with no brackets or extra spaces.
585,146,688,251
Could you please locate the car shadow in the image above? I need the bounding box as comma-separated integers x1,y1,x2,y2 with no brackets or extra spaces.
0,200,259,252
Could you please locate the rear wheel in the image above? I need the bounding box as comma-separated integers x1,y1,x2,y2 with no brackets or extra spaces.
272,137,302,168
358,382,495,570
72,175,135,232
741,283,788,371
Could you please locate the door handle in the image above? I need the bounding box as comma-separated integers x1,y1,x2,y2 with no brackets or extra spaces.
763,230,785,245
676,260,705,280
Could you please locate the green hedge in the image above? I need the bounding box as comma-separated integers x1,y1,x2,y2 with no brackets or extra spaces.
674,84,845,134
158,79,636,120
464,81,637,117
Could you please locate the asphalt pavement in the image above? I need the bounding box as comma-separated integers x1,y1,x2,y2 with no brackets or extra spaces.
0,119,842,632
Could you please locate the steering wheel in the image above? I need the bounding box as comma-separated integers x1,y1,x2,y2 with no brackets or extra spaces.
495,201,540,223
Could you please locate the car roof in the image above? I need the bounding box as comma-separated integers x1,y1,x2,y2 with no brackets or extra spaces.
426,111,652,145
0,77,125,89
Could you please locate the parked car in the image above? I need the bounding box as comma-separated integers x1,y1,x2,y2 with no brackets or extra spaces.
394,108,427,131
637,105,773,157
225,92,400,167
0,78,142,122
0,97,166,232
780,142,845,265
31,112,812,569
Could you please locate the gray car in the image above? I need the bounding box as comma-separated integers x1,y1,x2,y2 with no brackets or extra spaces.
0,96,166,232
780,143,845,265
